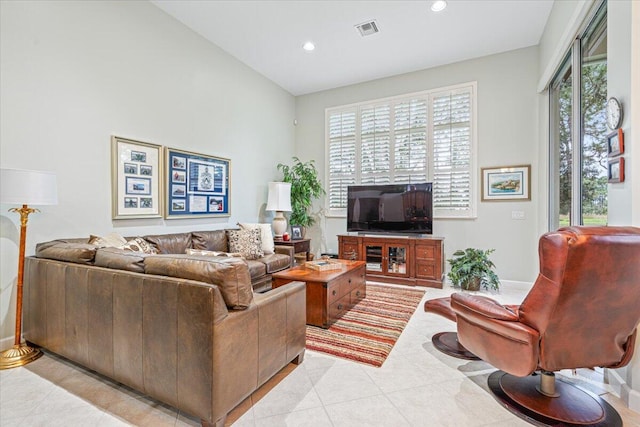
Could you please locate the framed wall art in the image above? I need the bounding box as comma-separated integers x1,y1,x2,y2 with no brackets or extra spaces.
481,165,531,201
606,129,624,157
165,147,230,218
111,136,163,219
608,157,624,183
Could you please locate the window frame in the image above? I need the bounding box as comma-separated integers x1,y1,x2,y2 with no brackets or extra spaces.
325,81,477,219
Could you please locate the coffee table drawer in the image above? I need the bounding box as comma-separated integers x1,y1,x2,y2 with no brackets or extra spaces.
327,281,343,305
350,284,366,305
328,293,350,325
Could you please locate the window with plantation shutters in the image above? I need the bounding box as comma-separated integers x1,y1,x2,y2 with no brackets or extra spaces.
432,87,474,217
326,82,476,219
328,110,357,210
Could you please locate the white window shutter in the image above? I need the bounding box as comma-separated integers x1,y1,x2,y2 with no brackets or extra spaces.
326,83,476,219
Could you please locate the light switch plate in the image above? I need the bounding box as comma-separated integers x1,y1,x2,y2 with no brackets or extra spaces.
511,210,525,220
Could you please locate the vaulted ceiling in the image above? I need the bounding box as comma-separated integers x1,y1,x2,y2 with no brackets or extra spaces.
152,1,554,95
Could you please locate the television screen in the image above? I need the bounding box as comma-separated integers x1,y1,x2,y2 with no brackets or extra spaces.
347,183,433,234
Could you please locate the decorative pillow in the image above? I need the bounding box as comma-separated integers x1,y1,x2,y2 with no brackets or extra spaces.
238,223,275,255
121,237,158,254
227,228,263,260
88,232,127,248
185,248,243,258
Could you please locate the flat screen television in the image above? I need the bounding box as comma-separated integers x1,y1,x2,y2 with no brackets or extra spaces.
347,183,433,234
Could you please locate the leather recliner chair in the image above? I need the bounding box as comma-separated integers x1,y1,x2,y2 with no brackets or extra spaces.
449,226,640,425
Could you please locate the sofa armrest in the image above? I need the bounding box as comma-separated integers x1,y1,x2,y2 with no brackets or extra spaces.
253,281,306,384
274,245,295,268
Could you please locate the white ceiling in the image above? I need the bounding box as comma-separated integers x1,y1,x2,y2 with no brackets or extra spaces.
151,0,554,96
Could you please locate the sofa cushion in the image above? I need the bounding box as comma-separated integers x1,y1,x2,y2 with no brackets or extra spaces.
144,233,192,254
191,230,228,252
121,237,158,254
238,223,275,255
143,254,253,310
35,240,97,265
245,260,267,279
227,228,264,260
94,247,148,273
259,253,292,274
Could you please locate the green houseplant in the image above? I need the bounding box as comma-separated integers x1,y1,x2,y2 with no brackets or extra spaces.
447,248,500,291
277,157,325,228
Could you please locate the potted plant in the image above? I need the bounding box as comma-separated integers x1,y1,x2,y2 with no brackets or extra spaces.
447,248,500,291
277,157,325,231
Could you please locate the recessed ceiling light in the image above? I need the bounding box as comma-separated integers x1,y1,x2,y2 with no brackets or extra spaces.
431,0,447,12
302,41,315,51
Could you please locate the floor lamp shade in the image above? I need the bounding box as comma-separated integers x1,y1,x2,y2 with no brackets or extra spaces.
0,168,58,370
1,168,58,205
266,182,291,239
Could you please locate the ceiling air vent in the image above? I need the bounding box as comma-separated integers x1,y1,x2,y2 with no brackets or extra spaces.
355,20,379,37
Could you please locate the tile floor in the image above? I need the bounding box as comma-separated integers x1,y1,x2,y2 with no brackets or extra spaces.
1,283,639,427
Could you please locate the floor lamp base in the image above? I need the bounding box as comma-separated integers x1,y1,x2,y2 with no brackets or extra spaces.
0,344,42,370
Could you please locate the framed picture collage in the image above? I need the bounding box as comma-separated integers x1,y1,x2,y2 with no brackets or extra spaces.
111,136,230,219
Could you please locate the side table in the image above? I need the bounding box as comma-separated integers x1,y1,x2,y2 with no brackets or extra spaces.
274,238,311,264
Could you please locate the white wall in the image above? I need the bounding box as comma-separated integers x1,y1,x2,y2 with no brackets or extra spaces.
0,1,295,349
295,46,541,284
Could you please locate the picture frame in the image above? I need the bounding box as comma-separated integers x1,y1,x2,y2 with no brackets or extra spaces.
111,136,163,219
481,165,531,201
607,129,624,157
291,225,303,240
608,157,624,183
165,147,231,218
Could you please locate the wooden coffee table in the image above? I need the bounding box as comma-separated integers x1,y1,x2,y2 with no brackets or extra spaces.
272,259,366,328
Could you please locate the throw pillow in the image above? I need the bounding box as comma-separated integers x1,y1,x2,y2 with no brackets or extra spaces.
121,237,158,254
238,222,275,255
88,232,127,248
185,248,243,258
227,228,264,260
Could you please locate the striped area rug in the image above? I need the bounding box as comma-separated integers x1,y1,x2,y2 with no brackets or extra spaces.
305,284,425,367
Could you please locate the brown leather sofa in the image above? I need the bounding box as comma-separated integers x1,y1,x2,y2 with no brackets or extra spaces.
449,226,640,425
22,230,306,427
35,229,294,292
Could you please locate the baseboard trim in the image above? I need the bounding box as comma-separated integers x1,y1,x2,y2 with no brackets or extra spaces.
500,280,533,292
0,336,15,352
606,369,640,414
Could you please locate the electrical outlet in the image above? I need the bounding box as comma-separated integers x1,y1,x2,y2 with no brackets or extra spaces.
511,210,525,220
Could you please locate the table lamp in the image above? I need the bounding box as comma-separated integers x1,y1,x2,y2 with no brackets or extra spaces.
0,168,58,369
266,182,291,239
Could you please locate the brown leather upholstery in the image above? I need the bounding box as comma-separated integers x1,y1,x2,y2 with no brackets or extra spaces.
23,256,306,426
451,226,640,377
143,232,193,254
192,230,229,252
424,297,456,322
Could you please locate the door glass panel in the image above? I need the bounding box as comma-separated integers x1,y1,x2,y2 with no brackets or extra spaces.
580,7,608,225
387,246,407,274
365,245,383,272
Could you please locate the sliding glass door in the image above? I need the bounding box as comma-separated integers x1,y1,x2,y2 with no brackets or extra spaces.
549,3,607,229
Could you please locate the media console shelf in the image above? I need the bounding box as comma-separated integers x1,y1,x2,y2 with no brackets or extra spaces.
338,234,444,288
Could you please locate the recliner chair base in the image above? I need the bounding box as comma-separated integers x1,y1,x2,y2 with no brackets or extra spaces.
431,332,480,360
488,370,622,426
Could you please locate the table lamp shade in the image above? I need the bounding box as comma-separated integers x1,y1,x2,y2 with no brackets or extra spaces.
0,168,58,205
266,182,291,212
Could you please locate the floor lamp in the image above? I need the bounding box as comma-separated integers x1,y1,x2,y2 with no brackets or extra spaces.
266,182,291,240
0,168,58,370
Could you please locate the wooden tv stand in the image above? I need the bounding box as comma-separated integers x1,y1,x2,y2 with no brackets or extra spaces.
338,234,444,288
